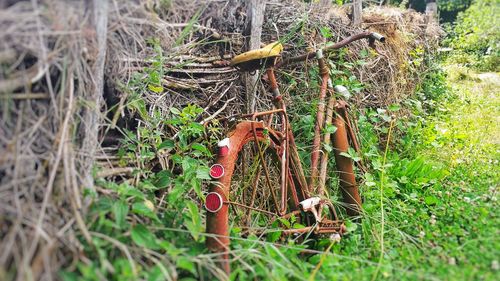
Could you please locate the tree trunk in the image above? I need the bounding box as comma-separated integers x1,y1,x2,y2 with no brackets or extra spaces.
244,0,265,113
81,0,108,192
352,0,362,26
425,0,438,23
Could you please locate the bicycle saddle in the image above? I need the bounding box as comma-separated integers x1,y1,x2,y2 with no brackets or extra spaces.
230,42,283,72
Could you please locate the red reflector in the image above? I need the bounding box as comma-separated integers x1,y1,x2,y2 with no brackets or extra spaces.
218,146,229,156
205,192,223,212
210,164,225,179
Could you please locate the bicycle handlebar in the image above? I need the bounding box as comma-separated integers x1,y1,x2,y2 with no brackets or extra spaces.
275,31,385,68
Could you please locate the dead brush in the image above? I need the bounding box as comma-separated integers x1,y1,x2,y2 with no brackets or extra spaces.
0,0,441,280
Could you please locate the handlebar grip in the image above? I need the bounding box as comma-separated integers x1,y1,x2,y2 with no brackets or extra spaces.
370,32,386,43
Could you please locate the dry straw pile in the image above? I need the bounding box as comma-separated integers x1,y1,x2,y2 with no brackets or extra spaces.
0,0,440,279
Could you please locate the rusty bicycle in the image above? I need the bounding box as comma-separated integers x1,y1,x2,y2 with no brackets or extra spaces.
204,31,385,273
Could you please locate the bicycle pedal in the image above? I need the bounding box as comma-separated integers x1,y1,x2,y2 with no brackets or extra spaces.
318,219,347,235
299,197,322,222
299,197,321,210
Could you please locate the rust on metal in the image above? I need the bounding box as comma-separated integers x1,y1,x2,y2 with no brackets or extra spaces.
340,105,368,173
331,101,362,216
226,200,278,216
275,32,384,68
250,120,282,215
318,92,337,195
206,31,387,274
309,57,330,191
266,68,279,96
206,121,270,273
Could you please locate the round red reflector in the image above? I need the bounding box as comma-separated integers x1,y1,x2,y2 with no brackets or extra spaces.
218,146,229,156
205,192,223,212
210,164,225,179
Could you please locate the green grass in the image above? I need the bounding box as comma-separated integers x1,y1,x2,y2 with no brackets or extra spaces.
64,66,500,281
222,62,500,281
62,30,500,281
202,64,500,281
303,65,500,281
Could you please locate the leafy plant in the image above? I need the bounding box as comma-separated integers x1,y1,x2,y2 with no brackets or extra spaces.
446,0,500,71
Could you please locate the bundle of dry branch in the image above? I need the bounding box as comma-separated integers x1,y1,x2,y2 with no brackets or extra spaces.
0,1,107,279
0,0,441,280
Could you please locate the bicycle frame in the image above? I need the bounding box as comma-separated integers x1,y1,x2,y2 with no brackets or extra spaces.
205,31,385,273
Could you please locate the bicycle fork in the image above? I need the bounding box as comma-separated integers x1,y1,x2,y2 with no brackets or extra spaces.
311,50,362,216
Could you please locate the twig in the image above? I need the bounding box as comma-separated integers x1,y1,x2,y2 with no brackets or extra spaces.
0,93,49,99
201,97,236,124
23,63,75,278
96,167,135,178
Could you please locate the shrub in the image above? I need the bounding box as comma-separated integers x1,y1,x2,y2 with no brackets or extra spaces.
447,0,500,71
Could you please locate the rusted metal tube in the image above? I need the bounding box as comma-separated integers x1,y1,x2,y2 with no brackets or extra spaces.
266,68,279,97
288,131,309,200
281,226,315,235
318,92,336,195
339,106,361,154
310,54,329,191
331,101,362,216
250,121,281,215
206,122,268,273
275,32,380,68
281,225,344,235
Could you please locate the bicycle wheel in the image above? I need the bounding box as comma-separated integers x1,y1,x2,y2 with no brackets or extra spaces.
205,119,352,273
205,121,306,272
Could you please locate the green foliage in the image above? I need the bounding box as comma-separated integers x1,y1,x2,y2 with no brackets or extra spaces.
67,17,499,279
439,0,473,12
446,0,500,71
63,38,224,281
387,0,472,13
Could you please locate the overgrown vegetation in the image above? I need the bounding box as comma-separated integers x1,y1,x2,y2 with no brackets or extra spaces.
444,0,500,71
2,0,497,280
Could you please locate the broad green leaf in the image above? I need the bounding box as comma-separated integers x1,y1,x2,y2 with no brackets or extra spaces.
153,170,172,188
176,257,197,276
345,220,358,232
131,225,159,249
323,143,333,153
340,152,351,159
184,201,202,241
132,202,159,221
191,177,203,200
278,218,291,228
182,157,198,173
148,84,164,93
325,124,337,134
168,184,185,204
388,104,401,111
158,139,175,150
191,143,210,156
424,195,440,205
112,200,129,228
59,271,78,281
129,98,148,120
319,26,332,38
267,230,282,243
147,264,171,281
118,185,145,199
170,107,181,115
293,223,306,229
195,166,211,180
92,197,113,213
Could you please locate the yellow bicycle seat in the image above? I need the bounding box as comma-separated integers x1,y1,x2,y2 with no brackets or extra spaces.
230,42,283,71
